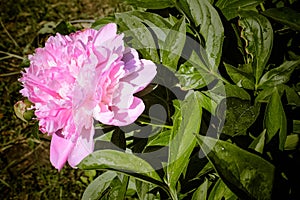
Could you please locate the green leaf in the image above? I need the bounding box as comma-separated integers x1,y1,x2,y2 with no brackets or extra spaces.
136,180,157,200
195,135,275,200
176,62,207,90
264,87,287,150
204,83,251,104
124,0,174,9
191,178,209,200
167,91,202,190
185,51,217,86
216,0,264,20
284,134,299,151
129,11,173,40
208,179,237,200
195,91,217,115
116,175,129,200
249,129,266,154
161,17,186,70
82,171,117,200
115,12,160,63
258,60,300,89
92,16,116,30
216,97,260,136
239,11,273,85
263,7,300,31
178,0,224,71
146,130,171,147
224,63,255,90
78,149,162,184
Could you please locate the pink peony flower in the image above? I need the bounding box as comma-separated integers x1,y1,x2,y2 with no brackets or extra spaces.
19,23,157,170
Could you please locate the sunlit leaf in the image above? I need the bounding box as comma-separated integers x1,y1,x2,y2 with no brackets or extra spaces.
258,60,300,89
264,87,287,150
191,178,209,200
167,91,202,191
195,91,217,115
176,62,207,90
208,178,237,200
239,11,273,85
249,129,266,154
82,171,117,200
78,149,162,184
195,135,275,200
224,63,255,90
115,12,160,62
147,130,171,147
284,134,299,151
178,0,224,71
162,17,186,70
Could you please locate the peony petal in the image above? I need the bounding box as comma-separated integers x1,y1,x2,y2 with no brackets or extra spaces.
122,49,157,93
50,132,75,170
93,23,118,45
67,125,95,167
111,97,145,126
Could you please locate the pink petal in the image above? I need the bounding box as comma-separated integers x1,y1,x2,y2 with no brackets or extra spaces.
122,49,157,93
50,132,75,170
67,125,95,167
93,23,118,45
111,97,145,126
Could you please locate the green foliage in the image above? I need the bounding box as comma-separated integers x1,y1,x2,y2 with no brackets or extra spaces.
79,0,300,198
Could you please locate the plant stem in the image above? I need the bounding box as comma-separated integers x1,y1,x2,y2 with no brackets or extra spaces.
0,50,24,60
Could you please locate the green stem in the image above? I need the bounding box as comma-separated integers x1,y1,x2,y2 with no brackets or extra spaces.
137,120,173,129
260,3,265,12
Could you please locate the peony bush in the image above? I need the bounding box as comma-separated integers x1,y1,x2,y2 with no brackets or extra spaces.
16,0,300,199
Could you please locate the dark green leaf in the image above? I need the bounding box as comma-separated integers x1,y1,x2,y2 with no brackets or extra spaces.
115,12,160,62
217,97,260,136
264,87,287,150
195,135,275,200
224,63,255,90
124,0,174,9
294,120,300,134
258,60,300,89
263,7,300,31
216,0,264,20
239,11,273,85
78,149,162,184
178,0,224,71
167,91,202,190
208,178,237,200
161,17,186,70
82,171,117,200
